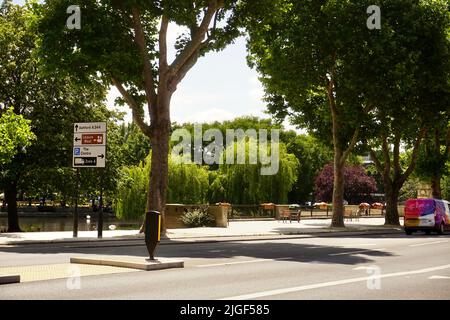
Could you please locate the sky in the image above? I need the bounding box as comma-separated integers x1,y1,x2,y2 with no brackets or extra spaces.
13,0,301,132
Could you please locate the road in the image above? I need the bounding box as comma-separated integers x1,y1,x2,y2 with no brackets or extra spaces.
0,233,449,299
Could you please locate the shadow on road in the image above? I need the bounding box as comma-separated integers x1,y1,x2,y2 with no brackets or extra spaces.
0,236,404,267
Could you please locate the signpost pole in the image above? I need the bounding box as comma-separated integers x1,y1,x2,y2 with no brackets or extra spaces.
73,168,79,238
98,170,104,239
73,122,107,239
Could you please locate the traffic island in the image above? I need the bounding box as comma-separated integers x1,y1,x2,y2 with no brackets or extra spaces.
0,274,20,285
70,255,184,271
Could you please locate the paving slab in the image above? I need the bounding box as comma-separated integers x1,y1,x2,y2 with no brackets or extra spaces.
70,255,184,271
0,274,20,285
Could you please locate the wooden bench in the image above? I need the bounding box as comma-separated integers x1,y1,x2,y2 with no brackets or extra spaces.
344,209,361,221
280,209,301,223
344,209,353,221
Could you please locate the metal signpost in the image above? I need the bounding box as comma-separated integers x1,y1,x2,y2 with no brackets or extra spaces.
73,122,107,238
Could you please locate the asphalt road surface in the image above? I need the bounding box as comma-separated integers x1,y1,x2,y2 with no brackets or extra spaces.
0,233,449,299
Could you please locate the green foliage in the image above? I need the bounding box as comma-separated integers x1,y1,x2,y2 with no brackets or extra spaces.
282,132,333,203
167,156,209,205
0,1,121,211
213,140,298,204
0,107,35,165
399,177,421,202
442,174,450,201
180,208,215,228
117,122,151,167
115,153,210,220
115,162,148,220
36,0,246,108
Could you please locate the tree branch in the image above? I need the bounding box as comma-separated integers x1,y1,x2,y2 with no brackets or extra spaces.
170,0,221,77
370,149,385,178
341,127,360,165
131,5,158,117
159,15,169,75
112,77,151,138
400,127,427,184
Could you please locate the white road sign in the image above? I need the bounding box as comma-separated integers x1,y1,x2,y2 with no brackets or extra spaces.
73,122,107,168
73,146,106,168
74,122,107,133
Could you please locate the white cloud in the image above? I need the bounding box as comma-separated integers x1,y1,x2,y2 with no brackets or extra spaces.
174,108,235,124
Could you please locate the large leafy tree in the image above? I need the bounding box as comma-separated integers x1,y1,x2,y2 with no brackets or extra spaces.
37,0,260,233
246,0,450,226
245,0,378,226
0,107,35,231
0,0,110,231
362,0,450,225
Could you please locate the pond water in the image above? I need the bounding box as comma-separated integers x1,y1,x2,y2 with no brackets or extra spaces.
0,216,142,232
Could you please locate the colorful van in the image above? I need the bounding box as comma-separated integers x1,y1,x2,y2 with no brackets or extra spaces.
404,198,450,235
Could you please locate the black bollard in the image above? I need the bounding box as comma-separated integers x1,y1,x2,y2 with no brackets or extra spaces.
144,211,161,260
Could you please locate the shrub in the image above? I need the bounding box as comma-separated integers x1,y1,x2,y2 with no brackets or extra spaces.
180,208,215,228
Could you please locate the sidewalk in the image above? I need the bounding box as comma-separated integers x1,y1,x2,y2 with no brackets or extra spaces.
0,218,404,246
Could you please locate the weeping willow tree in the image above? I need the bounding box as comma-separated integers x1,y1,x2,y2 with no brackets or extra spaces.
115,153,209,220
211,139,298,204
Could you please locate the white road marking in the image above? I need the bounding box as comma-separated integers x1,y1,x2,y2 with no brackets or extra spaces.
219,264,450,300
409,240,449,247
197,258,291,268
428,275,450,280
329,248,386,256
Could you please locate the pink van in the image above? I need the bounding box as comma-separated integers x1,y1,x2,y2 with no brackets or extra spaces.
404,198,450,235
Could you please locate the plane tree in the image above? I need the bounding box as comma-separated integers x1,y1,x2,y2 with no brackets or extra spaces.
245,0,450,226
360,0,450,225
245,0,379,226
37,0,267,233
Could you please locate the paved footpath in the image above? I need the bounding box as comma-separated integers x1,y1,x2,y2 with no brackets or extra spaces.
0,218,403,246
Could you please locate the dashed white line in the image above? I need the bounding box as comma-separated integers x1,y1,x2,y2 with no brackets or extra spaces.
428,275,450,280
409,240,449,247
197,258,291,268
219,264,450,300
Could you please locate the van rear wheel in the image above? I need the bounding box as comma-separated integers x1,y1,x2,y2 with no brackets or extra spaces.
405,229,413,235
437,223,444,235
425,230,431,235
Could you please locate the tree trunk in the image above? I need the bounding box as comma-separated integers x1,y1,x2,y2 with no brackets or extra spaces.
146,93,172,236
384,182,400,226
331,150,345,227
431,174,442,199
6,181,21,232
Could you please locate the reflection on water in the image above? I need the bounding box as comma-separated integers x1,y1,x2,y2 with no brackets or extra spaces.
0,216,142,232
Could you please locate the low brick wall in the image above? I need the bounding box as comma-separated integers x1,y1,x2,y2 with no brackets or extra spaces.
165,204,228,229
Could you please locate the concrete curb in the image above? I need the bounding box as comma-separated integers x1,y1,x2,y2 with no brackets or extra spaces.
70,256,184,271
1,227,404,247
0,274,20,285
